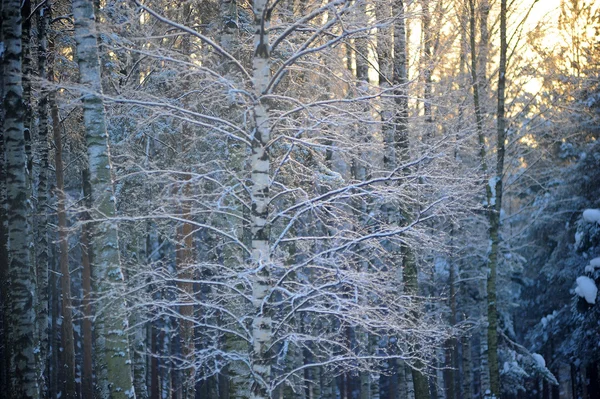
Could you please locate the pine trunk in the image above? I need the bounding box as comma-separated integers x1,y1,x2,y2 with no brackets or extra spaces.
50,86,77,398
176,182,196,399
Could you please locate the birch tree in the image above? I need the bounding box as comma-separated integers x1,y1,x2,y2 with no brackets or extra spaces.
248,2,274,398
71,0,136,396
76,1,476,397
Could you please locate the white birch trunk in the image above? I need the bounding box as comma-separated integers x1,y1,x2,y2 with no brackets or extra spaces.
250,1,272,398
71,0,136,397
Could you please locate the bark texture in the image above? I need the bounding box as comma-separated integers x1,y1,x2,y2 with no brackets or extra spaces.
35,2,52,395
71,0,136,396
2,0,39,396
250,1,273,397
50,88,77,399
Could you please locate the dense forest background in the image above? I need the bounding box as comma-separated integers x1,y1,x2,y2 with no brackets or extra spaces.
0,0,599,398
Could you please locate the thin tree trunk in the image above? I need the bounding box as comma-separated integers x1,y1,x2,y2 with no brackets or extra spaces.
71,0,136,396
2,0,39,396
468,0,492,393
35,1,52,395
48,256,60,399
354,6,372,396
488,0,507,395
176,179,196,399
177,13,196,395
377,4,400,399
391,2,429,397
444,230,457,399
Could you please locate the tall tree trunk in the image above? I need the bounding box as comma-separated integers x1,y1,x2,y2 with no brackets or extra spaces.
488,0,507,395
71,0,136,396
176,6,196,396
468,0,491,393
354,4,372,397
35,1,52,395
249,1,272,397
50,85,78,399
0,2,11,394
2,0,39,396
22,2,40,392
391,2,428,398
377,2,398,398
176,179,196,399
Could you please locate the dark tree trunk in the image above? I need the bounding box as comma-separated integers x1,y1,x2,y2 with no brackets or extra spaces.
2,0,39,396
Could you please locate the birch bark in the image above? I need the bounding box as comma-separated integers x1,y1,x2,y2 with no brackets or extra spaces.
71,0,136,396
249,1,273,398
